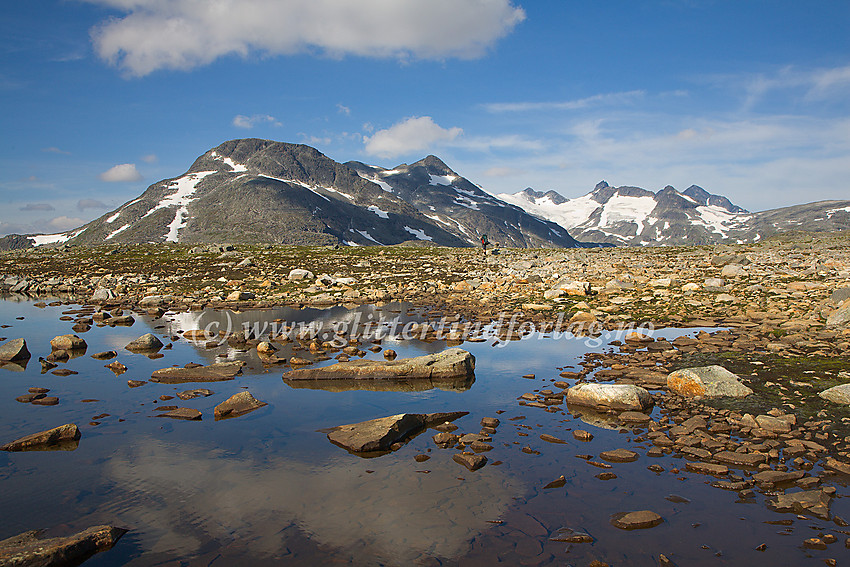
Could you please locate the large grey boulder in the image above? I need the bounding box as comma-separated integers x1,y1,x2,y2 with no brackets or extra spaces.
819,384,850,405
284,348,475,382
327,411,467,454
667,365,752,398
0,338,31,362
125,333,164,352
565,383,652,411
0,524,127,566
1,423,80,451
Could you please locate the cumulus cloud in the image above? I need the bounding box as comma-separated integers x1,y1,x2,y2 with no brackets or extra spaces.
86,0,525,76
20,203,55,211
47,216,86,231
77,199,109,211
233,114,281,129
99,163,143,182
364,116,462,159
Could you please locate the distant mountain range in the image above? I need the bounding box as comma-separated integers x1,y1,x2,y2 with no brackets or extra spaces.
2,138,848,250
498,181,850,246
7,139,579,250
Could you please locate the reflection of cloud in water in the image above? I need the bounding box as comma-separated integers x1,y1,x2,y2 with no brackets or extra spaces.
104,437,523,564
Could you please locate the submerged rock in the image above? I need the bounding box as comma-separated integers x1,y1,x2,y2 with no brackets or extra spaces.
0,338,30,362
610,510,663,530
566,383,652,411
284,347,475,382
667,365,752,398
0,524,127,566
150,362,244,383
453,452,488,471
214,391,268,420
767,489,833,519
327,411,468,454
1,423,80,451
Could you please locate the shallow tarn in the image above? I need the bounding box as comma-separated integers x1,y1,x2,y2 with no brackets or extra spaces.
0,297,847,566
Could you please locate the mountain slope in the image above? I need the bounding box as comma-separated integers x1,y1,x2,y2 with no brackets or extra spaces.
346,156,581,248
62,139,469,247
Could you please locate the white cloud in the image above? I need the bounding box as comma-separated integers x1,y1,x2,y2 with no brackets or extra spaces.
47,216,86,231
336,104,351,116
42,146,71,155
99,163,143,182
19,203,55,211
141,153,158,163
232,114,281,129
364,116,462,159
483,90,646,113
87,0,526,76
482,166,525,177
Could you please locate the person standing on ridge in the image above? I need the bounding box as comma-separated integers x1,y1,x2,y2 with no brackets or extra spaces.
480,233,489,255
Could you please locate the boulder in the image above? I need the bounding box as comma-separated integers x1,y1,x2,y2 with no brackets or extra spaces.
667,365,752,398
0,525,127,566
819,384,850,404
214,391,268,419
50,334,87,351
1,423,80,451
565,383,653,411
0,338,31,362
150,361,244,384
91,288,117,301
827,302,850,327
453,452,488,471
284,347,475,382
327,411,467,454
226,290,255,301
125,333,164,352
767,489,832,519
288,268,314,281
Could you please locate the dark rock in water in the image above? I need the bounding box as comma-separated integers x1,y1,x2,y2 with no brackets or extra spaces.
16,393,45,403
0,524,127,566
150,361,243,383
1,423,80,451
433,432,459,447
156,408,202,420
481,417,500,428
125,333,164,352
544,475,567,489
176,388,214,400
91,350,118,360
213,391,267,419
284,347,475,382
127,380,146,388
0,338,31,362
105,361,127,375
549,527,594,543
600,449,639,463
610,510,663,530
107,315,135,326
31,396,59,406
49,334,87,351
539,433,567,444
327,411,468,454
453,452,488,471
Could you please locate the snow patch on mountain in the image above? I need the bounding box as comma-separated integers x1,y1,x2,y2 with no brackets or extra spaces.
404,226,432,241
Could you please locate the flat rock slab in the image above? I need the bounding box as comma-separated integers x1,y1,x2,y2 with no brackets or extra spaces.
566,383,652,411
1,423,80,452
610,510,663,530
768,489,832,519
453,452,488,471
327,411,468,454
0,338,31,362
753,470,806,485
685,462,729,476
156,408,202,420
600,449,639,463
713,451,767,467
284,347,475,382
214,391,267,419
150,362,244,383
668,365,753,398
0,525,127,566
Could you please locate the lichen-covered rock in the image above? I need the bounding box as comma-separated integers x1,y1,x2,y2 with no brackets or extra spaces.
50,334,87,351
327,411,467,454
0,524,127,566
819,383,850,404
0,338,31,362
125,333,165,351
1,423,80,451
667,365,752,398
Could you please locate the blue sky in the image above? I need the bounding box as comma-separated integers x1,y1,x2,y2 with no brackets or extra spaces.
1,0,848,236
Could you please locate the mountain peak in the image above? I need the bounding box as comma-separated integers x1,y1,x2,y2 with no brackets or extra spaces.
410,155,455,176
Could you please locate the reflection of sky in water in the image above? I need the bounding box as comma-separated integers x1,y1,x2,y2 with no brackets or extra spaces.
103,436,522,564
0,298,725,565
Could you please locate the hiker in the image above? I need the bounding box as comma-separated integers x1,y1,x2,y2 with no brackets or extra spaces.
480,234,489,255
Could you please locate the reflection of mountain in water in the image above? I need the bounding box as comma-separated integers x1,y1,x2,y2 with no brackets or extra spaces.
103,437,523,564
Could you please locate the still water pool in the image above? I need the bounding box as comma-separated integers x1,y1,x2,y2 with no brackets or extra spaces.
0,298,845,566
